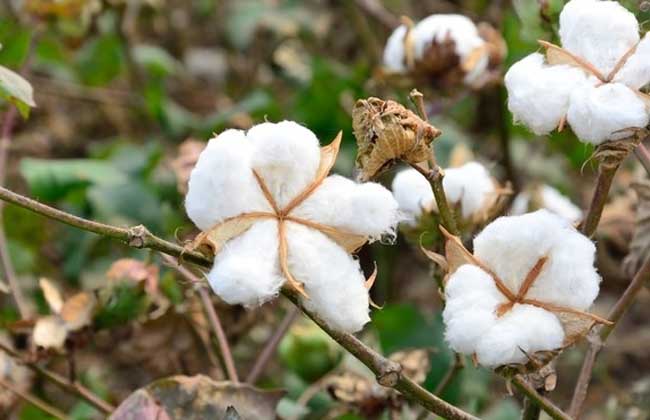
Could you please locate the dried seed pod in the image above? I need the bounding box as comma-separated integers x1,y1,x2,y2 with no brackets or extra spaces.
352,97,441,182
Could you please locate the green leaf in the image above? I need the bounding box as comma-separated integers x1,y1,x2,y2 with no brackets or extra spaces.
94,282,149,329
0,65,35,118
134,44,179,78
20,159,127,201
76,34,124,86
0,20,32,67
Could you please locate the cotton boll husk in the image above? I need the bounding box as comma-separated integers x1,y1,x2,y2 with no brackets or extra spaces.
474,210,600,309
540,185,582,223
567,82,649,145
505,53,589,135
443,162,495,219
186,130,269,231
248,121,321,208
443,264,502,354
475,304,564,367
383,25,407,72
208,220,284,307
614,33,650,90
559,0,639,76
413,14,485,61
286,222,370,333
293,175,399,240
391,169,434,224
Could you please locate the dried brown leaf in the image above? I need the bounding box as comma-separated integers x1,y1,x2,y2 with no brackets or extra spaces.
60,292,96,331
171,139,206,195
623,180,650,277
39,278,64,314
107,258,161,295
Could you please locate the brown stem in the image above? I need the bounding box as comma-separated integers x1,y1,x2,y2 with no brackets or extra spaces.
161,254,239,383
0,342,114,414
568,255,650,417
580,164,619,237
521,392,542,420
246,306,300,384
634,143,650,176
512,376,572,420
352,0,400,29
0,377,68,419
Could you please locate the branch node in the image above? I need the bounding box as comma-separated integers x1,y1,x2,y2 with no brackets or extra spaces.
377,360,402,387
127,224,149,248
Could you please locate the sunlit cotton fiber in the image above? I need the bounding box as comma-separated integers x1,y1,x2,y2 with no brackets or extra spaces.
391,168,434,224
442,162,495,219
383,25,408,72
511,184,582,223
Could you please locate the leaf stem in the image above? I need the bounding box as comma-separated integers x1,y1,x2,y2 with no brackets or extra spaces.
580,164,619,237
512,376,571,420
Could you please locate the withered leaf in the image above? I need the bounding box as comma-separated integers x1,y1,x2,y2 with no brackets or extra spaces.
171,139,206,195
389,349,430,385
39,278,64,314
623,180,650,277
107,258,160,295
60,292,96,331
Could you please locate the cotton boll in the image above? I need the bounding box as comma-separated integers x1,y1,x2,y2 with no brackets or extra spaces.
443,264,503,354
248,121,321,208
510,193,530,216
475,304,564,367
383,25,408,72
443,162,495,219
391,169,434,224
186,130,269,230
208,220,284,307
413,14,485,61
505,53,589,135
559,0,639,76
286,223,370,333
614,33,650,90
567,82,649,145
540,185,582,223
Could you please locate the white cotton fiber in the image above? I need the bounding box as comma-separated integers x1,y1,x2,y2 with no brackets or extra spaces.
286,222,370,333
614,33,650,90
442,162,495,219
567,82,649,145
413,14,485,62
391,169,434,224
248,121,321,208
443,264,502,354
473,209,600,310
511,185,582,223
475,304,564,366
505,53,589,135
293,175,399,240
208,220,284,307
559,0,639,76
383,25,408,72
186,130,270,231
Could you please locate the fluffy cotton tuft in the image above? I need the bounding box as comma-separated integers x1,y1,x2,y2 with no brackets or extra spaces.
614,33,650,90
511,185,582,223
383,25,408,72
505,53,589,135
443,209,601,367
391,169,434,224
442,162,496,219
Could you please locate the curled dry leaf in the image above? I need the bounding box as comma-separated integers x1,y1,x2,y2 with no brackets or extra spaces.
107,258,160,295
623,179,650,277
109,375,284,420
352,97,441,182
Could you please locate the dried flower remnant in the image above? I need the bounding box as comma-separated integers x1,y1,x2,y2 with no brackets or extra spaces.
505,0,650,145
433,210,609,368
171,139,206,195
352,97,441,182
185,121,399,333
383,14,506,89
511,184,582,223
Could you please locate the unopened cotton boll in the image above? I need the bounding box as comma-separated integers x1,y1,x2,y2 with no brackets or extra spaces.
559,0,639,76
442,162,495,219
505,53,589,135
614,33,650,90
567,82,649,145
413,14,485,62
208,220,285,307
248,121,321,208
286,223,370,333
383,25,408,72
391,169,434,224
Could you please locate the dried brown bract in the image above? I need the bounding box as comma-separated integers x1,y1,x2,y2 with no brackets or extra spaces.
352,97,441,181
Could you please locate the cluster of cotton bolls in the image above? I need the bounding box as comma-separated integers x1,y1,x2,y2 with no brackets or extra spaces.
185,121,399,333
391,161,496,224
383,14,496,87
443,210,601,367
511,184,582,223
505,0,650,144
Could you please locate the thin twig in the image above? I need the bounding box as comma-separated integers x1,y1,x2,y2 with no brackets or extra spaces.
434,353,464,395
162,254,239,383
512,376,572,420
568,255,650,418
0,377,68,419
0,342,114,414
634,143,650,175
246,306,300,384
580,164,619,237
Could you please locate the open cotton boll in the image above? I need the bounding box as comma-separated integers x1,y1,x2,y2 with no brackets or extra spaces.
475,304,565,366
383,25,408,72
248,121,321,208
559,0,639,76
286,223,370,333
540,185,582,223
442,162,495,219
505,53,589,135
413,14,485,61
293,175,399,240
443,264,502,354
208,220,284,307
391,169,434,224
567,82,649,145
186,130,269,231
614,33,650,90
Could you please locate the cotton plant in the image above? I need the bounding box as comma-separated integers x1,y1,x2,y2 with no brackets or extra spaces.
432,210,611,368
505,0,650,145
185,121,399,333
383,14,506,89
511,184,582,223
